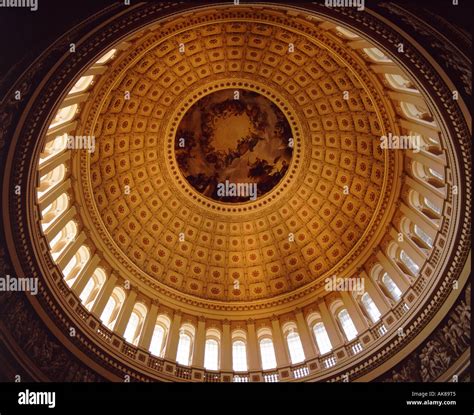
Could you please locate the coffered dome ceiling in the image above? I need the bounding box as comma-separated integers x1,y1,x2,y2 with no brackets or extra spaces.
79,11,398,303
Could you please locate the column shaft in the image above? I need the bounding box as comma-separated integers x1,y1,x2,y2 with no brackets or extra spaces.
246,321,260,371
71,254,100,295
340,291,368,335
90,273,118,318
295,310,317,360
138,302,159,350
193,319,206,368
362,271,390,315
164,312,182,361
376,250,410,291
318,300,344,348
220,322,232,371
113,289,138,336
271,318,290,366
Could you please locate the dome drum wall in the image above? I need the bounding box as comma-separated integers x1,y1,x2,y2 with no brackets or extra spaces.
1,2,470,382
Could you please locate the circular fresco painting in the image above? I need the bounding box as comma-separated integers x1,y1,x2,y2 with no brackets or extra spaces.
175,89,293,203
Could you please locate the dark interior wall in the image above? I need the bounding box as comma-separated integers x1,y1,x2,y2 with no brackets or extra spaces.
0,0,113,77
0,0,471,80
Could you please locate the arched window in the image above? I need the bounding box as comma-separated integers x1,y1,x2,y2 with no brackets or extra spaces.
335,26,359,39
49,104,78,130
176,323,195,366
400,102,435,125
428,168,444,181
37,164,67,198
100,287,125,330
149,325,165,356
414,224,433,248
203,328,220,371
420,134,443,156
401,218,430,251
398,127,443,156
232,340,248,372
124,313,140,344
41,193,69,230
361,293,381,323
424,196,442,216
79,267,106,310
312,322,332,355
385,74,417,93
62,245,90,287
402,217,434,250
204,339,219,371
176,333,192,366
123,303,147,345
96,49,117,65
101,297,116,328
409,189,442,220
49,220,77,260
70,75,94,94
363,47,391,63
338,309,358,341
389,241,420,279
412,160,445,190
427,168,445,188
149,315,170,357
259,338,277,370
39,134,68,165
382,273,402,301
80,278,95,306
400,250,420,276
286,331,305,364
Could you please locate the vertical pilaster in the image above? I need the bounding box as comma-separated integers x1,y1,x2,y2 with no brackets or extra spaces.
164,311,182,361
340,291,368,334
91,273,118,318
113,289,138,336
246,319,260,371
318,300,344,348
220,320,232,371
295,309,317,359
138,300,159,350
271,316,290,366
193,316,206,368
